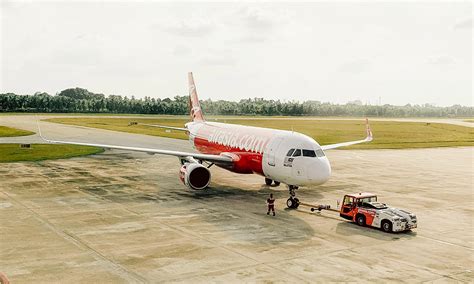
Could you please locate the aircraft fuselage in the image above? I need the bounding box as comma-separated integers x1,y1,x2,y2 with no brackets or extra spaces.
187,121,332,186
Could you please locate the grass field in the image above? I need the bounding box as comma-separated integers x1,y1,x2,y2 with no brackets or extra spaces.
0,126,35,137
0,144,104,163
46,117,474,149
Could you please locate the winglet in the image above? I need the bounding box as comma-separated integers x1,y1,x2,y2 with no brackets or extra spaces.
321,118,374,151
365,118,373,142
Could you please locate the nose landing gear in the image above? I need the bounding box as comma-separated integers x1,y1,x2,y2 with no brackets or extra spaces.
286,185,300,209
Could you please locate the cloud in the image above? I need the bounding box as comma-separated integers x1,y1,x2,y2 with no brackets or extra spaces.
427,55,456,66
163,18,215,37
172,45,192,56
51,47,104,67
233,6,288,43
199,52,235,66
238,35,268,43
453,17,472,30
238,6,276,31
338,59,372,74
200,55,235,66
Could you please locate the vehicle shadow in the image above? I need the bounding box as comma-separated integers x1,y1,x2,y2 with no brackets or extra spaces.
335,221,417,241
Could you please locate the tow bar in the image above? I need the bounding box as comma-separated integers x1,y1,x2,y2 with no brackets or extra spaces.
297,201,340,213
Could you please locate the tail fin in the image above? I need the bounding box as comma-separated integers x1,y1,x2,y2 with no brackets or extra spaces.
188,72,205,122
365,118,373,141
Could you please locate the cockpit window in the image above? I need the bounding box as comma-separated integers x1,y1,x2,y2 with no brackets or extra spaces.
302,149,316,157
286,149,295,156
316,149,325,157
292,149,301,157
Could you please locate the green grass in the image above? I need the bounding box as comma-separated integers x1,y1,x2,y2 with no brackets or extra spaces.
0,144,104,163
46,117,474,149
0,126,35,137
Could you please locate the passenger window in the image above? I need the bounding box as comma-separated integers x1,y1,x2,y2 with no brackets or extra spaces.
286,149,295,156
302,149,316,157
293,149,301,157
316,149,325,157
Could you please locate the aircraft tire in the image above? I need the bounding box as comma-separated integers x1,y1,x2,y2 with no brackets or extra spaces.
293,198,299,209
274,181,280,186
265,178,272,186
286,197,300,209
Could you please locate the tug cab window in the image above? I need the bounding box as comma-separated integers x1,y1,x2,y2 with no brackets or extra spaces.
342,196,355,213
302,149,316,157
292,149,302,157
286,149,295,156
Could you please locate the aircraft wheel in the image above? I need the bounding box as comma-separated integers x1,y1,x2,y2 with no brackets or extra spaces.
293,198,300,209
265,178,272,186
286,198,294,208
274,181,280,186
286,197,300,209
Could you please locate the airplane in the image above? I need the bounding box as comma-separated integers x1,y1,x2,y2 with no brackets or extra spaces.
38,72,373,209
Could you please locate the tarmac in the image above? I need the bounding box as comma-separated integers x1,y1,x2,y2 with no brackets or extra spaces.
0,116,473,283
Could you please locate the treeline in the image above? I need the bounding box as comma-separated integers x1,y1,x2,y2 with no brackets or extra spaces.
0,88,472,117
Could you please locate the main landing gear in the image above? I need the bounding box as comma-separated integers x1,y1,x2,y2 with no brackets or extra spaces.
265,178,281,187
286,185,300,209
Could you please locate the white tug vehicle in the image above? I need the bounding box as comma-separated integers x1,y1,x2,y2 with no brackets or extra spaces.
339,193,418,232
299,192,417,233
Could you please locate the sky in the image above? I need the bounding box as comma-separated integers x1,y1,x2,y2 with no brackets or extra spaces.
1,1,472,106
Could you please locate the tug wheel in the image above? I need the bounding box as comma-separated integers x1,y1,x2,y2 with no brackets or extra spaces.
356,215,366,226
382,220,393,233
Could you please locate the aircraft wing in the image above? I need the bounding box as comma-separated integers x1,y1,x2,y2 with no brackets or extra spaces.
41,136,233,163
36,121,232,164
321,119,373,151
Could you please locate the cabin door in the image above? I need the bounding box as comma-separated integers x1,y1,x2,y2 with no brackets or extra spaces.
266,137,283,167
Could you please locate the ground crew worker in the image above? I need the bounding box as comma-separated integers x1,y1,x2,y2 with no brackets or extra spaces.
267,193,275,216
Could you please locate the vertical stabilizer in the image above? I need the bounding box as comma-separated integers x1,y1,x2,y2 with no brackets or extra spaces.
188,72,205,122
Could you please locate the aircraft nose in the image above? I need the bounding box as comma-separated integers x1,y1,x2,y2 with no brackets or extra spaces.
309,158,331,184
323,158,331,181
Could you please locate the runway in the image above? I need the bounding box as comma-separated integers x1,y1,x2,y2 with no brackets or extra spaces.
0,116,473,282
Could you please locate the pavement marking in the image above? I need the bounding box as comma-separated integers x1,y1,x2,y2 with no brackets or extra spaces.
1,191,148,283
417,235,474,251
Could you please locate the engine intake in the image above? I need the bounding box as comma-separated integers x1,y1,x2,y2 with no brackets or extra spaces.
179,163,211,190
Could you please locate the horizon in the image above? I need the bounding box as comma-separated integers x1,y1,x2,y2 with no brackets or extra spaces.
1,1,472,107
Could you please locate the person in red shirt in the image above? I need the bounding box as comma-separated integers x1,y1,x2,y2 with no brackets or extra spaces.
267,193,275,216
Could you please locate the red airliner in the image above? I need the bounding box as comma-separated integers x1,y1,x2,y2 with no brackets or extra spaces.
40,72,373,208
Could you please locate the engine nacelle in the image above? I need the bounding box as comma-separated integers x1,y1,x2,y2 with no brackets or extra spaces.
179,163,211,190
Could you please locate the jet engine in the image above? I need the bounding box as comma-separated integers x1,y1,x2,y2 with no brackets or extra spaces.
179,162,211,190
